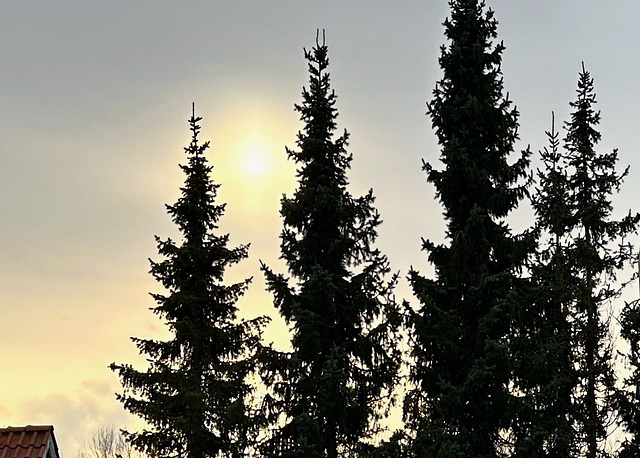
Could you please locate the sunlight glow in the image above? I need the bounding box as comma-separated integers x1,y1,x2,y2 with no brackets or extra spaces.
245,151,266,175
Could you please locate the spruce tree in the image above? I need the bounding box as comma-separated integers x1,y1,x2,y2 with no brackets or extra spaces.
558,64,638,458
110,105,268,458
513,114,578,457
260,32,401,458
404,1,531,456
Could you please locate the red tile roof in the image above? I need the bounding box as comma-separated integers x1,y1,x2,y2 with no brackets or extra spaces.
0,426,59,458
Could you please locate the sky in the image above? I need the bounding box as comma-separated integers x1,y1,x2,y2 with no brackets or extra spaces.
2,1,640,456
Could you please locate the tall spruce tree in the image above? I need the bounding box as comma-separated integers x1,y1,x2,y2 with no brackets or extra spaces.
404,1,531,456
557,64,638,458
513,114,578,457
110,105,268,458
260,32,401,458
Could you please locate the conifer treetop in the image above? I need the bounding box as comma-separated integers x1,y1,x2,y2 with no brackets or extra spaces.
261,33,400,458
111,105,267,458
406,1,531,455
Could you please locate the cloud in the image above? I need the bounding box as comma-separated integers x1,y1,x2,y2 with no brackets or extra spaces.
14,380,133,458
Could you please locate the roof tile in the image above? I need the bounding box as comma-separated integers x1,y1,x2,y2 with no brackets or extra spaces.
0,426,57,458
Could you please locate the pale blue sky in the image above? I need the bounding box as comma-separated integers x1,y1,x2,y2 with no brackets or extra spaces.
1,1,638,455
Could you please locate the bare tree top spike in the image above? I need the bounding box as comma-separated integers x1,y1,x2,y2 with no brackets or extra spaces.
315,28,326,47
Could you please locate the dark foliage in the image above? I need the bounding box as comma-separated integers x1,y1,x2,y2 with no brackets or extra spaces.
110,106,268,458
260,32,401,458
561,65,637,458
513,114,578,457
618,297,640,458
405,0,532,456
521,64,638,458
357,432,408,458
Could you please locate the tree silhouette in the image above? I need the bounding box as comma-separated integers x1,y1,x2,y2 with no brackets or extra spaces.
260,32,401,458
513,113,578,456
559,64,638,458
405,1,532,455
618,292,640,458
111,105,268,458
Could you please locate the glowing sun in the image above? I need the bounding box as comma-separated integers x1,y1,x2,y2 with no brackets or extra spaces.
245,151,266,175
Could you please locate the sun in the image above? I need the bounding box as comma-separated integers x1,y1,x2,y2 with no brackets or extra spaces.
245,151,266,175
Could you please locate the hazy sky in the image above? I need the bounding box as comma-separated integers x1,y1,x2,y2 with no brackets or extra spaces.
2,1,639,456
